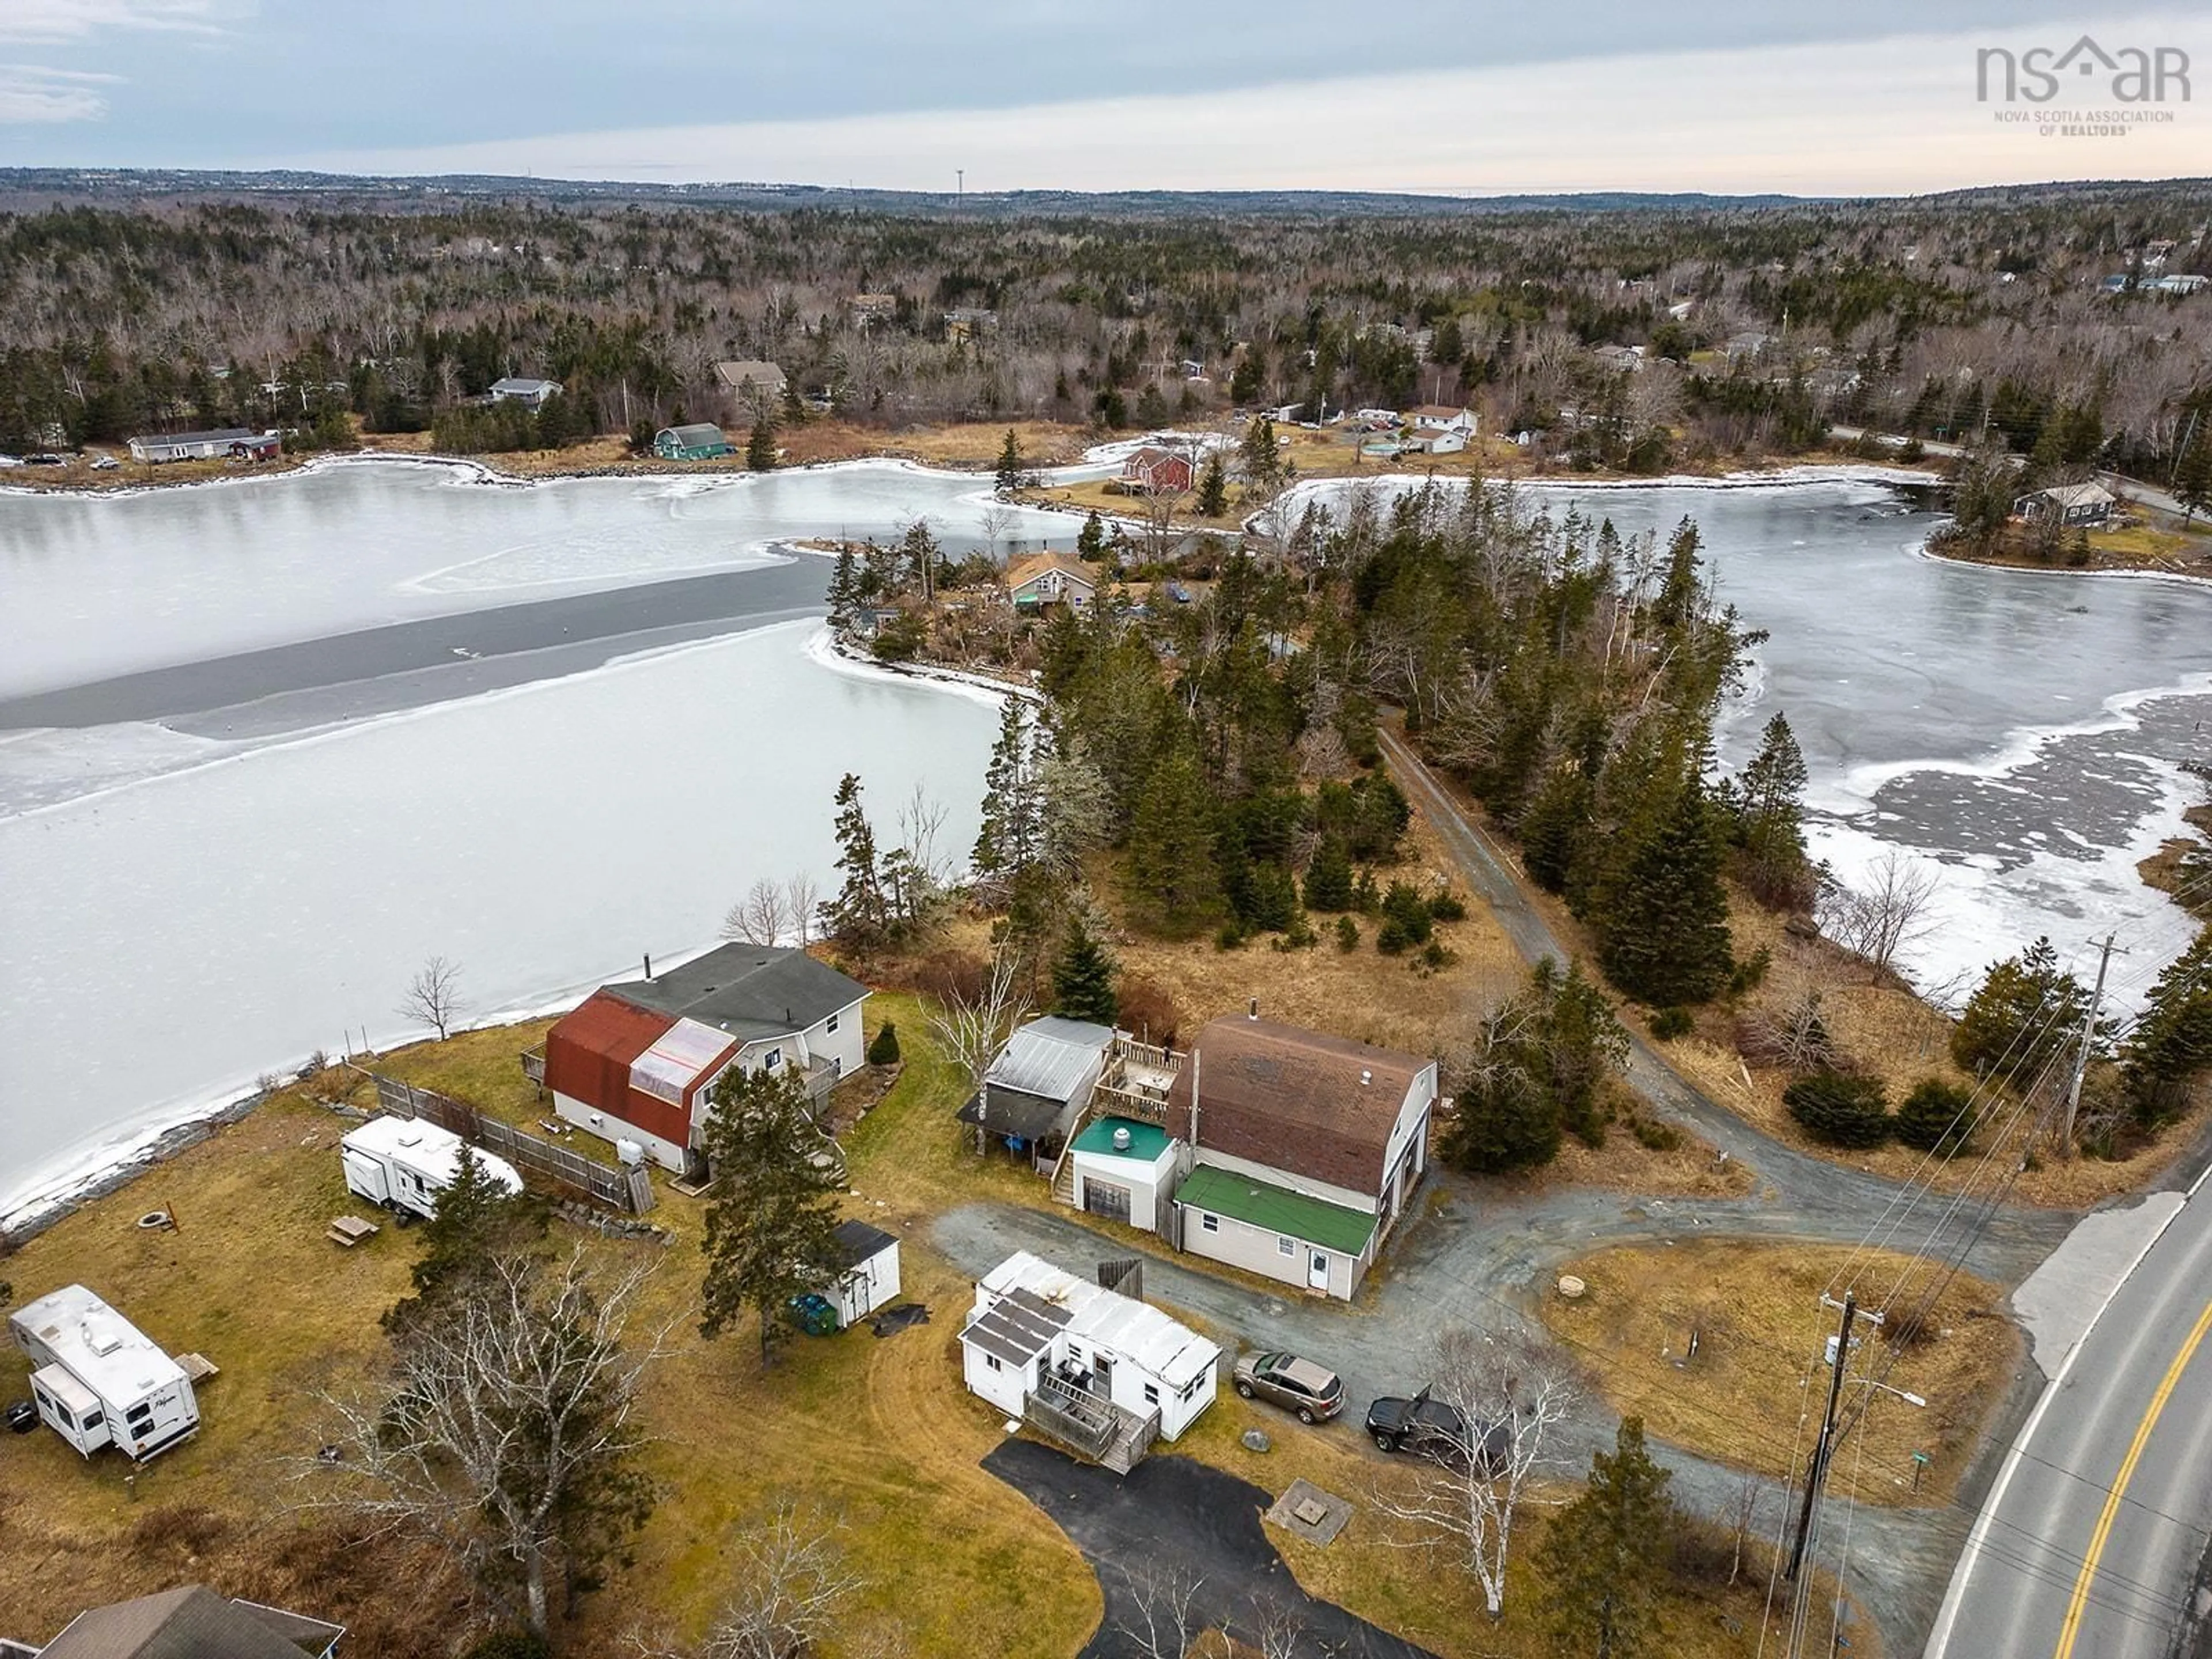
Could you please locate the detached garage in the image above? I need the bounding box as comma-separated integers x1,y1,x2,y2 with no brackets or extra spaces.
828,1220,901,1329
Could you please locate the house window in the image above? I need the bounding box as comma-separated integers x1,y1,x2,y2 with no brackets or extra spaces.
827,1013,840,1033
763,1048,782,1070
1143,1384,1160,1406
984,1353,1002,1372
1278,1236,1295,1257
1200,1213,1219,1233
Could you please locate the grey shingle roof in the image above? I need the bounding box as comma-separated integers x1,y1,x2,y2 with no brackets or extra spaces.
40,1587,342,1659
607,945,868,1044
832,1218,898,1269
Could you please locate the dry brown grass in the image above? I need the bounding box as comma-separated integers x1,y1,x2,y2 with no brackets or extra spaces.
1540,1241,2016,1510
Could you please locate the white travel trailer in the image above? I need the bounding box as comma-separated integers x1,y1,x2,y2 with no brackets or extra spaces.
340,1116,523,1219
9,1285,199,1460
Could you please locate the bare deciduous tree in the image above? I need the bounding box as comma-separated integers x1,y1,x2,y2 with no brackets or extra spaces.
724,877,792,946
310,1249,665,1639
1817,850,1943,983
929,942,1032,1136
1370,1326,1578,1620
399,955,464,1041
692,1500,865,1659
783,871,821,948
978,502,1018,563
1115,1564,1205,1659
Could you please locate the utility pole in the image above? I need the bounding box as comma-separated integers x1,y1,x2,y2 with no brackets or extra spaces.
1787,1293,1857,1584
2061,933,2119,1155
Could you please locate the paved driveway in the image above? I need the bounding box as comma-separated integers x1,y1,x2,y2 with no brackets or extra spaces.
986,1439,1434,1658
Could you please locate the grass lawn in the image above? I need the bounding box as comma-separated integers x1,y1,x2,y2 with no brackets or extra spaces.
1539,1240,2015,1510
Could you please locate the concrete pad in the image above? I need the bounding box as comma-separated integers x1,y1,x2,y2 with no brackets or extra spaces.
1266,1477,1353,1546
2012,1191,2184,1374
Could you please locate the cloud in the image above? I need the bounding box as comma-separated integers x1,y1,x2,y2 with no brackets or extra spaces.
297,14,2210,196
0,63,122,123
0,0,225,47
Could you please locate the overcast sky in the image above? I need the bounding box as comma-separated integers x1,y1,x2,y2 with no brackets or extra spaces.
1,2,2205,195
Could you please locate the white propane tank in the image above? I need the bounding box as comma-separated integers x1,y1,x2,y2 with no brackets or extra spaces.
615,1138,646,1168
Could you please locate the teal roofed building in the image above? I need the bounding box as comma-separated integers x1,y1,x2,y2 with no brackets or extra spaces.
653,422,734,461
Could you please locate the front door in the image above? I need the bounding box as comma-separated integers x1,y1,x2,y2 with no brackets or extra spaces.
1308,1250,1330,1291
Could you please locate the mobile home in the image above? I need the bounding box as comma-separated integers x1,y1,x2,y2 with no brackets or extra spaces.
9,1285,199,1460
339,1116,523,1219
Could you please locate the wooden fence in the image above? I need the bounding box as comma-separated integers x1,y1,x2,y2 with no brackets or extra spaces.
371,1074,654,1214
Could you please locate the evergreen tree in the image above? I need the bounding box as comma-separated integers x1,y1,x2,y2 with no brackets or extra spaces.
1732,711,1813,908
1301,836,1355,911
745,415,777,471
820,772,888,953
994,428,1025,497
1051,919,1119,1025
1520,767,1593,895
1122,743,1221,933
825,546,861,626
1951,937,2092,1087
2175,428,2212,528
899,518,941,604
866,1021,900,1065
698,1063,847,1366
1134,382,1169,429
1895,1078,1977,1156
1240,415,1283,495
1650,516,1705,630
1593,775,1734,1006
382,1150,547,1337
972,698,1044,886
1442,960,1628,1172
1541,1418,1676,1659
2123,933,2212,1126
1195,448,1229,517
1076,510,1108,560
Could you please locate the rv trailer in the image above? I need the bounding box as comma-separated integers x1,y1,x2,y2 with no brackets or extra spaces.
339,1115,524,1219
8,1285,200,1461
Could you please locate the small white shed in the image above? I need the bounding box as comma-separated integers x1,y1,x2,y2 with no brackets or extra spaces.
828,1220,902,1329
340,1116,524,1219
1066,1116,1177,1231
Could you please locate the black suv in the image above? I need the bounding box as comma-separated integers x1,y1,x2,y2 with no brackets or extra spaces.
1366,1386,1509,1468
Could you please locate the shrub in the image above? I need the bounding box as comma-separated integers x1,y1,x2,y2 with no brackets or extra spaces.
1427,888,1468,923
1628,1111,1683,1152
866,1022,901,1066
1783,1071,1891,1147
460,1635,551,1659
1728,945,1772,996
1275,911,1319,950
1214,921,1248,951
1894,1078,1977,1157
1381,881,1434,945
1334,915,1360,953
1116,975,1181,1047
1376,916,1415,955
1648,1006,1694,1041
1417,938,1456,973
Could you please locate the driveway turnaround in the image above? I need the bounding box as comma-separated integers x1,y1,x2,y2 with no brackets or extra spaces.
984,1440,1435,1658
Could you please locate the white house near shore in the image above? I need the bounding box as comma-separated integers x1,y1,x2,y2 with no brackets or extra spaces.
9,1285,201,1461
959,1251,1219,1468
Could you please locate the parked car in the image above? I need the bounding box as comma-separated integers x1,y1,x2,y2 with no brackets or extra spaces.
1233,1351,1344,1423
90,455,120,471
1367,1385,1509,1470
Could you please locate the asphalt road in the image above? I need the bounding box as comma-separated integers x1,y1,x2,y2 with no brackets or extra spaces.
1927,1180,2212,1659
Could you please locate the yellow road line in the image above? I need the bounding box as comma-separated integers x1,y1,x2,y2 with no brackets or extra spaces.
2054,1296,2212,1657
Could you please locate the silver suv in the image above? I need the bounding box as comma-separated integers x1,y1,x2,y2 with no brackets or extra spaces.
1232,1351,1344,1423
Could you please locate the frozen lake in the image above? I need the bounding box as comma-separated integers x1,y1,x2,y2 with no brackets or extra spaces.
2,461,2209,1220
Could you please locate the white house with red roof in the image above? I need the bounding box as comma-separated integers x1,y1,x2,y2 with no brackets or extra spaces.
541,945,869,1174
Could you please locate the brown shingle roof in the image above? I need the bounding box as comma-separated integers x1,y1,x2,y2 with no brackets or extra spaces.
1003,552,1097,592
1167,1016,1429,1196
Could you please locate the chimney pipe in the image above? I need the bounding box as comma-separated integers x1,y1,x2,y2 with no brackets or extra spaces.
1361,1069,1373,1086
643,953,652,980
1248,998,1258,1021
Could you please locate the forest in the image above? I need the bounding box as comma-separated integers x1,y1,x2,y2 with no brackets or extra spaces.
1,177,2209,479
